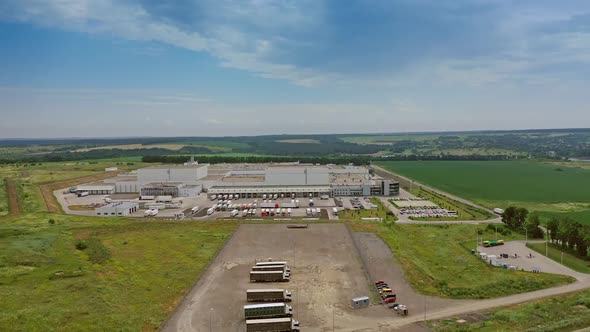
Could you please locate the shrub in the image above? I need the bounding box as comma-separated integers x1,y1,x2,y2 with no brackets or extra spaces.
48,219,55,225
75,240,88,250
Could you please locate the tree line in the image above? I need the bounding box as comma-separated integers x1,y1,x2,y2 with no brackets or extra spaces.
502,206,590,258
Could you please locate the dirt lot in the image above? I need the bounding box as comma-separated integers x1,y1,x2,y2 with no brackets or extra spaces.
162,223,420,332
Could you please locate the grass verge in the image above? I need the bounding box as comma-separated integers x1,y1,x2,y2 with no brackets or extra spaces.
527,242,590,274
348,222,574,299
429,288,590,331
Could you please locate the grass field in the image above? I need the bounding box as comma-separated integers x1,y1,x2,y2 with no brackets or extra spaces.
0,215,236,331
0,178,7,216
377,160,590,224
349,222,574,299
527,242,590,274
430,288,590,331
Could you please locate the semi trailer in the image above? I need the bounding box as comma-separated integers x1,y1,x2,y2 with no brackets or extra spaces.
246,289,292,302
244,303,293,319
483,239,505,247
250,271,290,282
252,265,291,273
246,318,300,332
255,261,288,267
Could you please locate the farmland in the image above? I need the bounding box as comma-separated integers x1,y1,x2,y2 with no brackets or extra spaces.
349,222,574,299
0,178,7,216
376,160,590,223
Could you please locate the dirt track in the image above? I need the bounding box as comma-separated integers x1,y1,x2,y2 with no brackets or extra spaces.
39,171,122,213
6,178,20,217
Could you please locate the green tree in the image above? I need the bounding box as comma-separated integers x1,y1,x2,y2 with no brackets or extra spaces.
525,213,544,238
547,217,559,243
515,207,529,229
501,206,517,227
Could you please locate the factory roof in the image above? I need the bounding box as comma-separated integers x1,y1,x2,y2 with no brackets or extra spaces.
77,184,115,191
142,163,208,170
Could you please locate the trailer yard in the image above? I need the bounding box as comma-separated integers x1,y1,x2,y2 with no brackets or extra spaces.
162,223,414,332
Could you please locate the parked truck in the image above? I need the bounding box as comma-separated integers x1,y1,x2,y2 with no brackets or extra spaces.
244,303,293,319
256,261,288,267
252,265,291,273
250,271,290,282
483,239,505,247
246,318,300,332
246,289,292,302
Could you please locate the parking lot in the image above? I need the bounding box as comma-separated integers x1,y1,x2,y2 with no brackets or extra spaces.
162,223,414,332
478,240,586,277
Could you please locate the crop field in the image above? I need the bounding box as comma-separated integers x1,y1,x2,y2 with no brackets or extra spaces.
377,161,590,223
0,216,236,331
430,288,590,331
349,222,574,299
340,134,439,144
73,143,187,152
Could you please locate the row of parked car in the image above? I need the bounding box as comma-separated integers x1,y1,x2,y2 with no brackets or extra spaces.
375,280,408,316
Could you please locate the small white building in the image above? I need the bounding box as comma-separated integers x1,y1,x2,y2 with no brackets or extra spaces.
105,167,118,172
351,296,370,308
95,201,139,217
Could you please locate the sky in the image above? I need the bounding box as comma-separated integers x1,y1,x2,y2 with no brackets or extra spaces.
1,0,589,138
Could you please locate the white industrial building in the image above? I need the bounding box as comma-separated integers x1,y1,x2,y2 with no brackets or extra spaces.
76,184,115,195
103,161,398,198
95,201,139,216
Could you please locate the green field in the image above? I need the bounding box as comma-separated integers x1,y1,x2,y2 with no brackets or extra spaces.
0,178,7,216
430,288,590,331
0,216,235,331
350,222,574,299
527,242,590,274
377,160,590,223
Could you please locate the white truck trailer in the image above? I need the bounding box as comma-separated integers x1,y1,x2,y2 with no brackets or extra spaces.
246,318,300,332
252,265,291,273
250,271,290,282
246,289,292,302
255,261,288,267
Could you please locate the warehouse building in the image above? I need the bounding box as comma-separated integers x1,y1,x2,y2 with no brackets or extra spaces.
106,161,398,198
76,184,115,195
95,201,139,216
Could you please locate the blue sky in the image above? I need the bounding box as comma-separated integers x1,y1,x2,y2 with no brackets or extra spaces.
1,0,589,138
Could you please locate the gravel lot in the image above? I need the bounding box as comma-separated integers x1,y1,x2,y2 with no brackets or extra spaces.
162,223,421,332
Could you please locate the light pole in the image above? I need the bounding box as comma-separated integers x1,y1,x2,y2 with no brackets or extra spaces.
545,230,551,257
525,226,528,244
561,252,564,265
495,225,498,240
